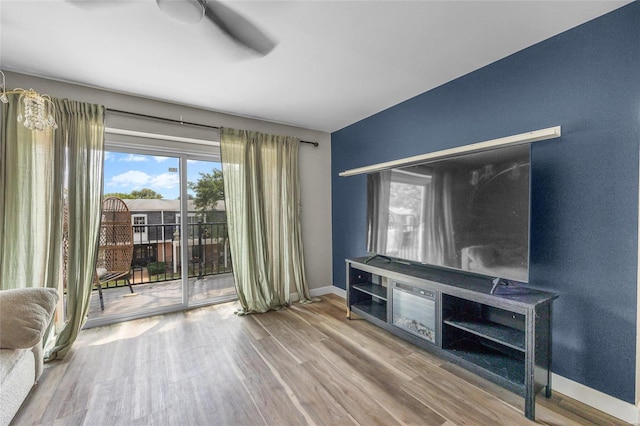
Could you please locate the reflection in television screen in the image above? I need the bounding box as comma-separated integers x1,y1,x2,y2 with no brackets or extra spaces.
366,144,530,282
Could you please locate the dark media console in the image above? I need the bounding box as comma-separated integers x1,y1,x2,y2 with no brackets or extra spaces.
346,257,558,420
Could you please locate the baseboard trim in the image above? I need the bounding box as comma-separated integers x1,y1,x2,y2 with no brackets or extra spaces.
290,285,346,303
310,285,346,299
289,285,347,303
552,373,638,424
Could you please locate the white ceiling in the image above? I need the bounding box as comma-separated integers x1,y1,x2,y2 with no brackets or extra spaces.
0,1,630,133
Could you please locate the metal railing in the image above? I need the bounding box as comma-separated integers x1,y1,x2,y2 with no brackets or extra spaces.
98,222,232,289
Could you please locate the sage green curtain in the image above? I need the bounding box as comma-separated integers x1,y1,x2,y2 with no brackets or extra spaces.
0,94,61,291
0,95,104,360
220,128,314,314
48,99,104,359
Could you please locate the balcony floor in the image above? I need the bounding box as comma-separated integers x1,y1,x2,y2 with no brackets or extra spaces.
87,273,236,319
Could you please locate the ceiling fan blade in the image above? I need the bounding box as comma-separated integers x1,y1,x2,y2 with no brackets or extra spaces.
203,1,277,56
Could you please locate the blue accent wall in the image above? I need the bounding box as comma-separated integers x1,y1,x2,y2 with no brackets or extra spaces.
331,3,640,404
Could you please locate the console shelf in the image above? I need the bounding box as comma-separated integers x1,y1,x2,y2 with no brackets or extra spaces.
444,319,525,352
351,301,387,323
353,283,387,300
346,257,557,421
445,338,525,388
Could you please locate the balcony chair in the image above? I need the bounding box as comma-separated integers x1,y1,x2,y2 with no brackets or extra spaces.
94,197,135,311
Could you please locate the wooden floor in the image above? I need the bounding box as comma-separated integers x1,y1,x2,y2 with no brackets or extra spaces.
15,294,628,426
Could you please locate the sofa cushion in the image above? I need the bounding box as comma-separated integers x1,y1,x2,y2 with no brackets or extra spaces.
0,348,36,426
0,288,58,350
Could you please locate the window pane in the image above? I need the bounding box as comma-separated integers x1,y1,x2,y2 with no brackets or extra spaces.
186,159,234,304
89,151,182,320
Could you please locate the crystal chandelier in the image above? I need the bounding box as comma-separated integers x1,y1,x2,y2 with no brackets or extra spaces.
0,70,58,131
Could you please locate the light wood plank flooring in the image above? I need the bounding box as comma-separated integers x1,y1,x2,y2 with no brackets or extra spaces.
14,294,628,426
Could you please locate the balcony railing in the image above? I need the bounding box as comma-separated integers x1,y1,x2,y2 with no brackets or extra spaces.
97,221,232,290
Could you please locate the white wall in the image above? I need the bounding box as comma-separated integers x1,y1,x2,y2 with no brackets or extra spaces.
4,71,333,291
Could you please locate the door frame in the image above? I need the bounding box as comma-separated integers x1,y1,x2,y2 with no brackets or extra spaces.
85,138,228,328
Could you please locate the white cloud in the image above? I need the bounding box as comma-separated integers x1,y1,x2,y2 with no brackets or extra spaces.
107,170,151,188
106,169,179,194
150,172,179,189
187,159,199,164
104,152,114,162
120,154,148,162
153,156,169,163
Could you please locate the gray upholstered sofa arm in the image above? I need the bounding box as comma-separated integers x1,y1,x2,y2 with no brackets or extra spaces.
0,287,58,426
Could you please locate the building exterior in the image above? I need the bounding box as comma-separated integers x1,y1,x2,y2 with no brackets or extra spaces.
122,199,228,274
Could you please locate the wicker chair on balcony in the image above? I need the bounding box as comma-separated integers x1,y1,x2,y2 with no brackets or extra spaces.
94,197,135,311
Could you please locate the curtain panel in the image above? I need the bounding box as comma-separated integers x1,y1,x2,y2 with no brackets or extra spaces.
0,95,104,360
0,94,59,292
366,170,391,254
48,99,104,359
220,127,314,314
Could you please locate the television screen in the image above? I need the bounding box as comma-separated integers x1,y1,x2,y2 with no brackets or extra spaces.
366,144,530,282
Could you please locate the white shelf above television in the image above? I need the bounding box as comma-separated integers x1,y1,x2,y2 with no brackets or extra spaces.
339,126,561,177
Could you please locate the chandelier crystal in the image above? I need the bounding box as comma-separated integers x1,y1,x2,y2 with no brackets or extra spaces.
0,70,58,131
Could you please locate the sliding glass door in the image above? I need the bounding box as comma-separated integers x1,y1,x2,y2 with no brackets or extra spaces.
86,148,235,326
184,158,235,305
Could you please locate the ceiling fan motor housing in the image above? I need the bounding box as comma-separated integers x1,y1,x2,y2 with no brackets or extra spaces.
156,0,205,24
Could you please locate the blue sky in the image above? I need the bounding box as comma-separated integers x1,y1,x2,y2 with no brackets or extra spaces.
104,151,221,199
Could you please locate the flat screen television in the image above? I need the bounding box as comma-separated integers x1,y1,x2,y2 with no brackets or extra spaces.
366,144,530,282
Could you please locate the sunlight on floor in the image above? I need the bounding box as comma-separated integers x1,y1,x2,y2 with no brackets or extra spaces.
89,317,162,346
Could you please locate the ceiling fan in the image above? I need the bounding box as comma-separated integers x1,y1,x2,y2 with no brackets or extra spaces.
155,0,276,56
68,0,277,56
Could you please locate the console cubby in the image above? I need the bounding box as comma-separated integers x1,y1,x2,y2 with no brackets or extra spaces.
441,297,527,390
442,294,526,352
347,266,388,323
444,333,526,386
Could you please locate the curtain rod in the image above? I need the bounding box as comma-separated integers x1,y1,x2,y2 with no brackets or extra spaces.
107,108,319,147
